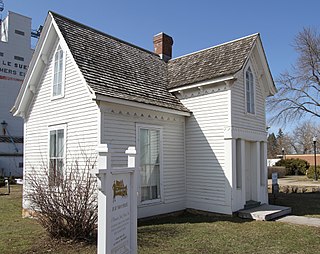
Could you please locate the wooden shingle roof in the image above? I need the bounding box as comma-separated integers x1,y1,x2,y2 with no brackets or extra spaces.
51,12,189,113
51,12,259,112
168,34,258,89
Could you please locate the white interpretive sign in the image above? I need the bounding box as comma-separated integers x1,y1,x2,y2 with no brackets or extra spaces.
272,172,278,185
94,145,137,254
110,172,131,253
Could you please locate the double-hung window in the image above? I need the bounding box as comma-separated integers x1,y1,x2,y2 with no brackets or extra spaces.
138,126,162,203
49,126,65,185
52,45,64,98
246,67,255,114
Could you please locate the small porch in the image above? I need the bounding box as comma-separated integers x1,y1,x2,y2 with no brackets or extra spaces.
238,204,291,221
225,134,269,212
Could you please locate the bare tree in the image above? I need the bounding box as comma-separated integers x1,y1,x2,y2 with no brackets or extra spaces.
267,133,278,158
267,129,294,158
278,133,294,155
267,128,295,158
268,27,320,123
290,121,318,154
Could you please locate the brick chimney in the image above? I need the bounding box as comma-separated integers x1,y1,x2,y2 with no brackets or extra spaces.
153,32,173,62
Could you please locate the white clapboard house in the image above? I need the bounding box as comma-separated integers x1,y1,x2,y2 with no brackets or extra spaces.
12,12,276,218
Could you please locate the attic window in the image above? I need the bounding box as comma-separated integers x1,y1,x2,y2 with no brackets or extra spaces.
52,45,65,98
246,67,255,114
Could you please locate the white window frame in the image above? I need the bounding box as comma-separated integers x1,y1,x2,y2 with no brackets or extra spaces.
51,43,66,100
136,123,163,206
48,124,67,185
245,65,255,114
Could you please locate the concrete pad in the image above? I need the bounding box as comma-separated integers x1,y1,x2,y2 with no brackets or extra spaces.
238,204,291,221
277,215,320,227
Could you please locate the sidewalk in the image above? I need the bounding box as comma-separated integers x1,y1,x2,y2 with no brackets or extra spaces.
268,175,320,187
267,175,320,228
277,215,320,227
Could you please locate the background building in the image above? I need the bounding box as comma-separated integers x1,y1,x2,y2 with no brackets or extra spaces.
285,154,320,166
0,9,34,176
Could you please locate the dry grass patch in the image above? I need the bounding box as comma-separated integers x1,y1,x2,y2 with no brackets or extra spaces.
0,185,96,254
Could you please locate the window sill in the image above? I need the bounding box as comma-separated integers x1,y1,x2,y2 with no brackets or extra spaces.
51,94,65,101
138,199,162,207
245,111,257,118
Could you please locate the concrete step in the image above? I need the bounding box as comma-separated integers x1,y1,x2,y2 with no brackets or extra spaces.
238,204,292,221
244,200,261,210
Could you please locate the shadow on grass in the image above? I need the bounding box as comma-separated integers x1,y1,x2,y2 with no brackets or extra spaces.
138,210,251,228
138,226,183,249
269,192,320,217
137,211,252,251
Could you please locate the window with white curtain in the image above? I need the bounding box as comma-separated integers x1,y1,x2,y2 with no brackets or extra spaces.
49,127,65,185
52,45,64,98
139,127,161,202
246,66,255,114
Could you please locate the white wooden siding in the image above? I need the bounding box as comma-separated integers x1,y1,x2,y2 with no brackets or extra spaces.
231,58,266,132
180,88,231,214
229,54,269,211
100,102,186,217
23,42,99,209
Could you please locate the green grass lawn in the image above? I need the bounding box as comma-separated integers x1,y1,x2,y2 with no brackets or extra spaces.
1,185,320,254
138,214,320,254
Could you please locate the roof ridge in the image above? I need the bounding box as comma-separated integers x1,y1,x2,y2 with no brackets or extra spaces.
169,33,259,62
49,11,161,58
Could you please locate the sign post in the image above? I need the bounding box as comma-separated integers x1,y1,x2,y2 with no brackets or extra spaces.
272,172,279,201
94,145,137,254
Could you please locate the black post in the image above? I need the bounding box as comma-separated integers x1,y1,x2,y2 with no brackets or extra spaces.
7,172,11,194
313,137,318,181
7,177,10,194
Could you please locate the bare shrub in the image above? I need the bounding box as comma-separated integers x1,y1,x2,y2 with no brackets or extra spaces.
25,158,97,242
282,185,290,194
291,186,299,193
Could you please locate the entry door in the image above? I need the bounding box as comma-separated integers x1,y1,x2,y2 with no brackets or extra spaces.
245,141,253,201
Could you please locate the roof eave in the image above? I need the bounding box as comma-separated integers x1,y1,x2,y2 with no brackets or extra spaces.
255,35,277,96
13,12,54,118
13,12,98,118
95,94,191,116
237,35,277,97
168,75,236,93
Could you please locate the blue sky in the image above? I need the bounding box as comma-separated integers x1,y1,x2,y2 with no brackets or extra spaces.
3,0,320,133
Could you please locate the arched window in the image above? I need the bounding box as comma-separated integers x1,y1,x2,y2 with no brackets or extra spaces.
52,45,64,97
246,67,255,114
